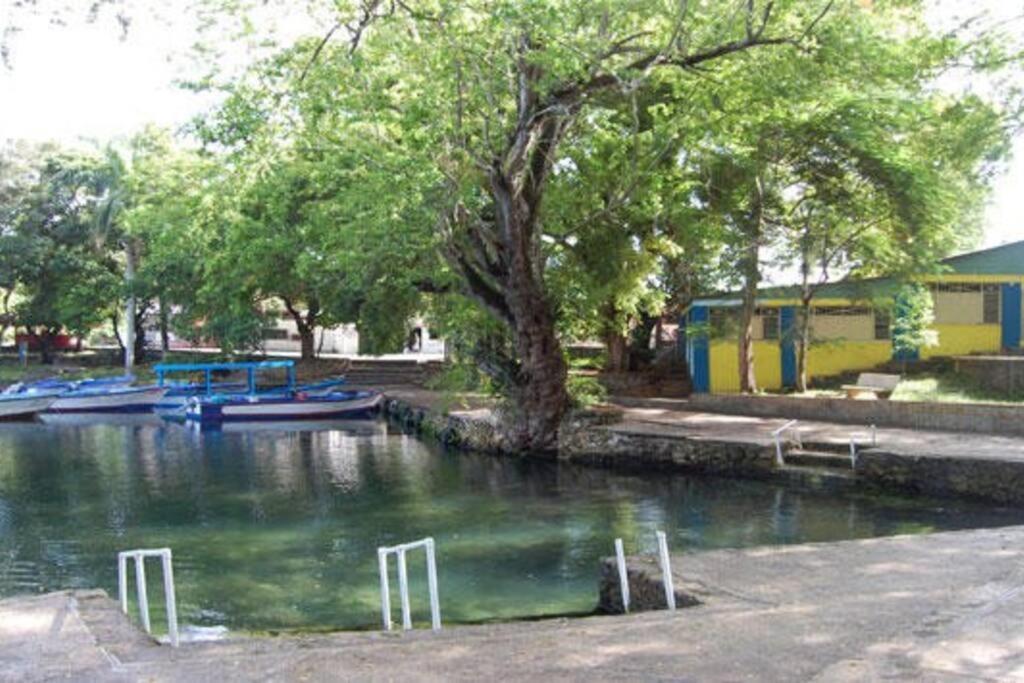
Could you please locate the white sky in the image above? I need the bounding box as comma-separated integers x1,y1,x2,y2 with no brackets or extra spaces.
0,2,1021,250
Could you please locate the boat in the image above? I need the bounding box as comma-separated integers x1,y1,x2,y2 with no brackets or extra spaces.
152,360,345,414
0,390,63,420
47,384,168,413
185,390,382,423
2,374,135,395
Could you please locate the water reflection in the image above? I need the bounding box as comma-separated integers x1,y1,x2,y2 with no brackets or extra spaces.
0,418,1021,632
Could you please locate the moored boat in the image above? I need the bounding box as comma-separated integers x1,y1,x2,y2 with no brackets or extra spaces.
0,391,62,420
152,360,346,415
185,390,382,423
47,385,169,413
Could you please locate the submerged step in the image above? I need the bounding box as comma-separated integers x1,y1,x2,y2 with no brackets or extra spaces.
774,464,858,489
785,449,855,470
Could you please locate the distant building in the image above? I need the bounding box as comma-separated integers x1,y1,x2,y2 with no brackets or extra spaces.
682,240,1024,393
260,313,445,357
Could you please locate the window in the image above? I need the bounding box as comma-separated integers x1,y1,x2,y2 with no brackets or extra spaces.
261,328,288,340
873,310,890,340
758,307,780,340
815,306,872,317
931,283,982,293
983,285,1000,324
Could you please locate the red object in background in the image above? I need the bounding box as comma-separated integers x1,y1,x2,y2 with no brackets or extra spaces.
15,333,77,351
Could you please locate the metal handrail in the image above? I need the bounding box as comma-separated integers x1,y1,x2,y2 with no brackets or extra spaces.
378,537,441,631
771,419,801,466
117,548,179,647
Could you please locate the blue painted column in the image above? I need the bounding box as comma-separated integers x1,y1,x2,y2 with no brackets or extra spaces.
687,306,710,393
1002,283,1022,350
780,306,797,389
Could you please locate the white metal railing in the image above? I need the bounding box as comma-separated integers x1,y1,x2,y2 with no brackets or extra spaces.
117,548,179,647
850,424,878,470
614,531,676,613
378,537,441,631
656,531,676,610
771,419,802,466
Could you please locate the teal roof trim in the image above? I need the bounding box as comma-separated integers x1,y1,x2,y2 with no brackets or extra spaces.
690,239,1024,307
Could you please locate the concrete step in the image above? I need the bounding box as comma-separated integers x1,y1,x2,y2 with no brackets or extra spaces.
785,449,855,470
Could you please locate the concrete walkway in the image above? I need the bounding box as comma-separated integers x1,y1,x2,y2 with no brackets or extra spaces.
6,526,1024,681
609,396,1024,462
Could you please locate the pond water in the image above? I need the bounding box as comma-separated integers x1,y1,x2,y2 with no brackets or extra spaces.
1,415,1021,634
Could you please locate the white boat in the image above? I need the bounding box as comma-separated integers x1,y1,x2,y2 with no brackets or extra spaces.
185,391,382,423
0,391,61,419
48,386,169,414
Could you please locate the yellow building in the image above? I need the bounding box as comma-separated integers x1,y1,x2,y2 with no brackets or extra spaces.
683,241,1024,394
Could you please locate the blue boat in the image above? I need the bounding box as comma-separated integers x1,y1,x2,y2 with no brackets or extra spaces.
153,360,346,414
185,390,382,423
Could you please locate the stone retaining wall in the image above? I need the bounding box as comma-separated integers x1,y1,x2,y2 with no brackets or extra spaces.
954,356,1024,397
690,393,1024,437
384,392,1024,505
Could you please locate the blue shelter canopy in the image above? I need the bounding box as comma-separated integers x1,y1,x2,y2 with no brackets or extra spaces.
153,360,296,395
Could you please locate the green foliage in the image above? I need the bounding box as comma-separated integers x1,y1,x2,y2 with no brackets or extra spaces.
892,283,939,358
567,374,609,409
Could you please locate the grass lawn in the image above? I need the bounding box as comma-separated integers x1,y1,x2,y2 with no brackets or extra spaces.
794,370,1024,405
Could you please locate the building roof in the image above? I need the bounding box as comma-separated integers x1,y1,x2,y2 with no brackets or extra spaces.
942,240,1024,275
689,239,1024,308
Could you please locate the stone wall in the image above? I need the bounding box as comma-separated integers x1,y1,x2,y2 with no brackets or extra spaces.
558,424,774,477
597,556,700,614
954,356,1024,397
690,393,1024,437
384,391,1024,506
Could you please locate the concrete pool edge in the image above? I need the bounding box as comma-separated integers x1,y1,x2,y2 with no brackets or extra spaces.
8,524,1024,681
381,390,1024,505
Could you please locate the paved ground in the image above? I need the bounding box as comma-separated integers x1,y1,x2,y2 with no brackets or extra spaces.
605,396,1024,462
6,526,1024,681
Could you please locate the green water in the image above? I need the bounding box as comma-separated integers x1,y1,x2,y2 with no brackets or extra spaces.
0,415,1021,634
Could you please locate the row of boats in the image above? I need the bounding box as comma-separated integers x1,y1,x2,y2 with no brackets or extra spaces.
0,360,382,424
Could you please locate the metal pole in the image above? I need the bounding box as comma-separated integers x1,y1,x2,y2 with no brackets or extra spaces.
161,550,179,647
118,553,128,613
849,439,857,469
774,435,785,467
378,549,391,631
425,539,441,631
134,554,151,633
656,531,676,611
397,548,412,630
614,538,630,613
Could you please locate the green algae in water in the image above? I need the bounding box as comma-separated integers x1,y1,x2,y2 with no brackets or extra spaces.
0,416,1021,633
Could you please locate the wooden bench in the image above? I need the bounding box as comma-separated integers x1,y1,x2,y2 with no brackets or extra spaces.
841,373,901,400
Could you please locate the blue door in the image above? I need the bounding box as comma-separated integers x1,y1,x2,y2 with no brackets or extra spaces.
688,306,710,393
780,306,797,388
1002,283,1022,350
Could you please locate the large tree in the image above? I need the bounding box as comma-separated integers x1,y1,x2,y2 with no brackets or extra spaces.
271,0,838,451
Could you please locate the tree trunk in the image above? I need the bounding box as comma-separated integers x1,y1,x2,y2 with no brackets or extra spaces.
604,331,630,372
124,240,137,372
796,296,813,393
38,328,54,365
158,295,170,357
298,325,316,360
133,310,147,365
505,261,568,453
738,175,765,394
283,298,319,361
